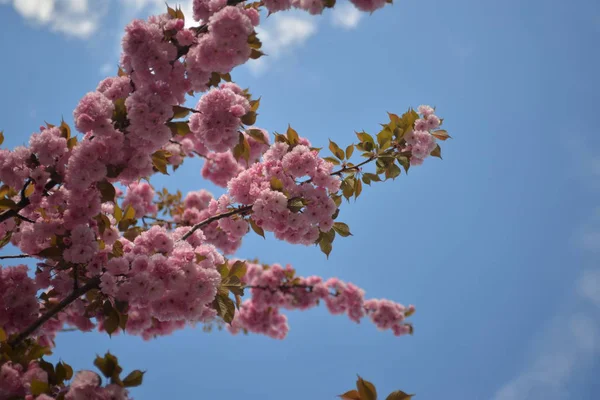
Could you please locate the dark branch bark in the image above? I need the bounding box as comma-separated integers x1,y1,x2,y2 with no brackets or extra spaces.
8,276,100,347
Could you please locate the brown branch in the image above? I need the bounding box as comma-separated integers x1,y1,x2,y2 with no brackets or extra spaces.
180,205,253,241
8,276,100,347
331,156,376,177
0,179,57,224
0,254,32,260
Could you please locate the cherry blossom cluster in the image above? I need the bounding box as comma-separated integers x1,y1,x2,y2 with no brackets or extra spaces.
176,191,246,254
0,364,129,400
199,127,270,187
122,182,158,219
0,265,39,336
97,226,224,340
403,105,441,166
187,6,259,79
189,83,251,152
228,263,414,339
227,140,341,245
255,0,389,16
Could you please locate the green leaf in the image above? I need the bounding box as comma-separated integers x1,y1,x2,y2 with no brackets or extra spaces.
62,362,74,381
112,241,124,257
430,144,442,159
363,172,381,182
396,156,410,174
67,137,78,150
30,380,50,396
333,222,352,237
431,129,450,141
377,126,393,148
249,97,261,112
104,307,120,336
229,261,247,279
287,125,300,145
0,326,6,342
123,205,136,221
319,239,332,258
249,49,264,59
247,128,268,144
213,293,236,324
357,376,377,400
24,180,35,197
0,231,11,249
55,361,67,383
241,111,257,125
385,163,401,180
354,178,362,199
122,370,145,387
151,150,170,175
346,145,354,159
123,227,143,242
356,131,375,145
324,156,341,165
0,198,18,210
166,121,191,136
97,180,116,203
114,202,123,222
270,177,284,191
386,390,415,400
59,119,71,139
37,246,63,261
94,353,121,379
172,106,191,119
249,218,265,238
339,390,361,400
329,140,345,160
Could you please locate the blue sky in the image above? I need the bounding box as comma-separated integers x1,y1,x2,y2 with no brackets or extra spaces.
0,0,599,398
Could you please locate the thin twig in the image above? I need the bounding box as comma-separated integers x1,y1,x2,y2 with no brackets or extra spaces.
8,276,100,347
0,254,32,260
180,205,253,241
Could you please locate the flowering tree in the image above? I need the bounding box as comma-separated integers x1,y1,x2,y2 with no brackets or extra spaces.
0,0,450,398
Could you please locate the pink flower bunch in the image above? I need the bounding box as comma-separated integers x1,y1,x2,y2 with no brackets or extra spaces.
0,145,32,189
227,142,340,245
364,299,415,336
72,92,114,134
177,192,244,254
242,127,271,165
186,6,255,77
0,361,52,400
63,225,99,264
228,263,414,338
63,370,129,400
403,105,440,166
192,0,227,22
0,265,39,336
96,226,224,339
201,151,243,187
122,182,158,219
29,126,68,167
349,0,387,13
189,83,250,152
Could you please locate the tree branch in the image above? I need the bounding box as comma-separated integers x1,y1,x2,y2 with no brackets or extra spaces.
180,205,253,241
0,179,57,224
8,276,100,347
0,254,32,260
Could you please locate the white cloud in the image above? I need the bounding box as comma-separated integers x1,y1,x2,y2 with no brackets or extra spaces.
1,0,106,38
492,313,600,400
330,1,362,29
579,269,600,308
99,62,114,76
247,13,318,75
